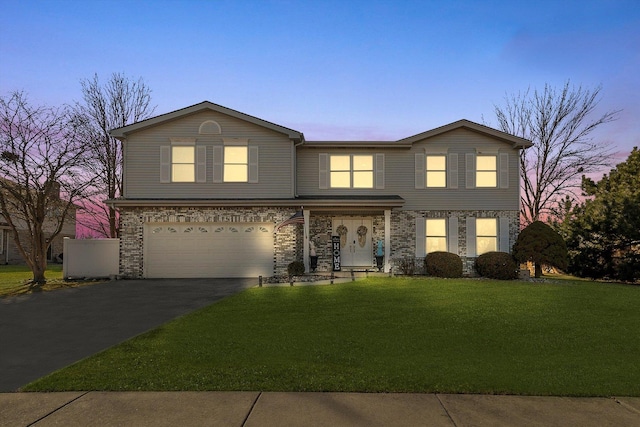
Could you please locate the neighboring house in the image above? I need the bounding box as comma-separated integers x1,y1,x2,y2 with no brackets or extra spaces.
108,101,531,278
1,185,76,264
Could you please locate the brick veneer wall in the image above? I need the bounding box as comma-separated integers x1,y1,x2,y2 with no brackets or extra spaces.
118,206,299,278
118,206,520,278
395,210,520,276
309,210,520,276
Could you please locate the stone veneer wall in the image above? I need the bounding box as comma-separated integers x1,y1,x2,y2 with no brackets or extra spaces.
118,206,520,278
307,210,519,275
118,206,299,278
391,210,520,276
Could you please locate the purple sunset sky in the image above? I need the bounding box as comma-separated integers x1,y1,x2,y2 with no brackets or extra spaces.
1,0,638,161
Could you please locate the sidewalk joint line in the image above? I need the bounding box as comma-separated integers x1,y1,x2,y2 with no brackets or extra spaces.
27,391,90,426
242,391,262,427
613,397,640,415
435,394,458,427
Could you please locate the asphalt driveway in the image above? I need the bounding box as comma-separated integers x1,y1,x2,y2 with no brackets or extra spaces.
0,278,256,392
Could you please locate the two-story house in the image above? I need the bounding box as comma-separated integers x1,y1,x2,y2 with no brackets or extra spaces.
108,101,531,278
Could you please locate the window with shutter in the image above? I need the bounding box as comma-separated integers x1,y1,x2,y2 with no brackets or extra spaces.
448,153,458,189
375,153,385,189
499,153,509,188
196,146,207,183
327,154,374,188
319,153,329,189
248,146,259,183
415,153,425,189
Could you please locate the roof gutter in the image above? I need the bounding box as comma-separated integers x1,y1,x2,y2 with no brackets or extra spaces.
105,198,405,209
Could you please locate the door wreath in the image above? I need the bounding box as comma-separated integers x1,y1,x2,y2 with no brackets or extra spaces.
357,225,368,248
336,224,348,247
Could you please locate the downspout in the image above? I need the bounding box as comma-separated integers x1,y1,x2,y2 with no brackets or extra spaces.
293,135,305,198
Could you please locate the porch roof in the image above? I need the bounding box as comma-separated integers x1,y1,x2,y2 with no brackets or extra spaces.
296,195,404,210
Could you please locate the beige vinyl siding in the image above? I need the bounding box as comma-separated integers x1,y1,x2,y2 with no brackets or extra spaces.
124,110,294,199
296,128,522,211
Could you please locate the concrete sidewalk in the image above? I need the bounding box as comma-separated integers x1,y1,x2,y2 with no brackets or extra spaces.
1,392,639,426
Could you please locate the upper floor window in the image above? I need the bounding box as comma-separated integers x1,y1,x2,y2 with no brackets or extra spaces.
476,155,497,187
171,146,195,182
476,218,497,255
415,152,457,190
426,155,447,188
426,218,447,253
330,155,373,188
224,146,248,182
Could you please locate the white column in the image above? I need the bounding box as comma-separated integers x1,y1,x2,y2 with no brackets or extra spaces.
303,209,310,273
384,209,391,272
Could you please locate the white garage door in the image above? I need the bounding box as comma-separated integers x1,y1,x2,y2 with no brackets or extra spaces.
144,223,274,278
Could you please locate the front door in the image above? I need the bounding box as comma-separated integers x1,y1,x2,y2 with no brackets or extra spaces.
332,218,373,267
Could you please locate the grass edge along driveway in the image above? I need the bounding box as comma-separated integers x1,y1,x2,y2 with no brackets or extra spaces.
24,277,640,396
0,265,99,297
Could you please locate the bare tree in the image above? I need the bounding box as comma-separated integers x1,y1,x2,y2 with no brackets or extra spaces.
0,92,94,286
74,73,155,237
493,81,620,225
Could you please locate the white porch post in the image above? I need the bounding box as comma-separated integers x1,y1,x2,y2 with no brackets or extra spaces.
303,208,310,273
384,209,391,272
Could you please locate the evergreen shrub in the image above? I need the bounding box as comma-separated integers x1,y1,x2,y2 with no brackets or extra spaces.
475,252,518,280
424,251,463,278
287,261,305,276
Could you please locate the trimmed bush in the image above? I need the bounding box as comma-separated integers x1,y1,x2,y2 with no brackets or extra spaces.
475,252,518,280
287,261,305,276
424,251,463,278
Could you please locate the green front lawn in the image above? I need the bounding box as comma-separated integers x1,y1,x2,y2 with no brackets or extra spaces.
0,264,63,297
24,277,640,396
0,264,100,297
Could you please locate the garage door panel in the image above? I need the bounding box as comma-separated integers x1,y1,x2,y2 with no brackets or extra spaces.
144,223,273,278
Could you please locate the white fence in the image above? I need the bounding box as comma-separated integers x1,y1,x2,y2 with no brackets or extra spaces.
63,238,120,279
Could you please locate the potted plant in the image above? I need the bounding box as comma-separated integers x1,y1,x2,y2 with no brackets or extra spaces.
375,240,384,271
309,241,318,272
